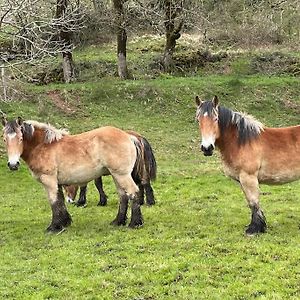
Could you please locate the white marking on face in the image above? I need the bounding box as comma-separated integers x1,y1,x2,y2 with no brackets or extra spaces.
67,196,74,203
8,154,20,165
203,112,208,117
7,133,17,140
201,135,215,149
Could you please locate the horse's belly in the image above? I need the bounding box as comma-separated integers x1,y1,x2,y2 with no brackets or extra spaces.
258,171,300,184
258,167,300,184
57,165,110,185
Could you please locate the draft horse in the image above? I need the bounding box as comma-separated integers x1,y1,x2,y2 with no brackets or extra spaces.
195,95,300,235
2,117,145,232
64,130,157,207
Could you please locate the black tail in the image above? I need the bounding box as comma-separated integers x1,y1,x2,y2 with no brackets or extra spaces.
141,136,157,181
131,135,157,184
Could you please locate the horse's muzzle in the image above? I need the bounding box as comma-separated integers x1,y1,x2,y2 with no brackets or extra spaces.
201,145,214,156
8,161,20,171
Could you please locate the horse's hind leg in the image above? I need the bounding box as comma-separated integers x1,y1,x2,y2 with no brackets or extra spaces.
129,192,144,228
42,176,72,233
239,172,266,235
111,194,129,226
95,177,108,206
144,182,155,206
76,185,87,207
110,181,129,226
138,183,145,205
112,174,143,228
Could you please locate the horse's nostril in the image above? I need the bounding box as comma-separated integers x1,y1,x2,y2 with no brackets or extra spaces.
7,162,10,167
16,161,20,166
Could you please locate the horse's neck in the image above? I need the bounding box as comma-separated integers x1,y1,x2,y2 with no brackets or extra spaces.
21,128,46,162
216,126,239,162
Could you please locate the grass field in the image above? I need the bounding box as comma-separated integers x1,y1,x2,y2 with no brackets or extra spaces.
1,40,300,299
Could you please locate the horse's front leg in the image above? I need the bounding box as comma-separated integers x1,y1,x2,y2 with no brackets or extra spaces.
41,176,72,233
239,172,266,235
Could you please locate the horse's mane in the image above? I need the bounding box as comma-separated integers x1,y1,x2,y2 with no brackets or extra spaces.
198,101,264,144
25,120,69,143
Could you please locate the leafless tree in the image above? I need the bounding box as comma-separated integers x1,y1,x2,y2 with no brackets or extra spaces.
56,0,76,83
162,0,184,71
113,0,129,79
0,0,85,97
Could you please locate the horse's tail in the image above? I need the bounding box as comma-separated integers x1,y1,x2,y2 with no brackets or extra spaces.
129,131,157,184
131,136,145,183
140,136,157,181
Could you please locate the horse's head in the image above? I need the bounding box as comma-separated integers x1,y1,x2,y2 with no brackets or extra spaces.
2,116,24,171
195,95,220,156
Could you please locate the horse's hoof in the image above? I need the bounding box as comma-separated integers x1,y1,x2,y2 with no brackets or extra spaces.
75,202,87,207
97,200,107,206
46,227,67,235
110,218,126,226
245,225,266,236
46,225,63,233
146,200,155,206
128,219,144,228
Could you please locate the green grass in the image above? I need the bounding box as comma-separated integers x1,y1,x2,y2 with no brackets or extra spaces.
2,50,300,299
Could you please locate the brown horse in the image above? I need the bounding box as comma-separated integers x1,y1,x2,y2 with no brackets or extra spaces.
64,131,157,207
195,95,300,235
2,117,145,232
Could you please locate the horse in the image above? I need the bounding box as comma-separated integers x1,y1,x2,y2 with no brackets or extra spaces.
64,178,108,206
195,95,300,235
64,131,157,207
2,117,145,232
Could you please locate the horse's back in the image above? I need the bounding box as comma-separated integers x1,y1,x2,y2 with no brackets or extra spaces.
71,126,129,141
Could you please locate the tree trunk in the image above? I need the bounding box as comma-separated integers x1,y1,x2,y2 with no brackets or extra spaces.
1,65,7,102
162,0,183,72
113,0,129,79
56,0,75,83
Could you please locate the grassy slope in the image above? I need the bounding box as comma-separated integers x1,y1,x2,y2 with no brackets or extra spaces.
1,41,300,299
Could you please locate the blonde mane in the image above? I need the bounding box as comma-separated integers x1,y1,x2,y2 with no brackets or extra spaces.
26,120,69,143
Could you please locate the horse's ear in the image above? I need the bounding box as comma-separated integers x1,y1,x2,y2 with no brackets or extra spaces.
212,95,219,108
195,96,203,107
1,115,7,126
17,116,23,126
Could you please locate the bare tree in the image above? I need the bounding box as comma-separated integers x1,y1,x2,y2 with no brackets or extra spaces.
113,0,129,79
56,0,75,83
0,0,85,92
162,0,184,72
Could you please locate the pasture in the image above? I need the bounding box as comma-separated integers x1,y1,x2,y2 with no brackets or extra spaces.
1,70,300,298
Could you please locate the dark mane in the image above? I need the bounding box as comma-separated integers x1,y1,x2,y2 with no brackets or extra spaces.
197,101,264,144
22,122,35,140
4,120,19,135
